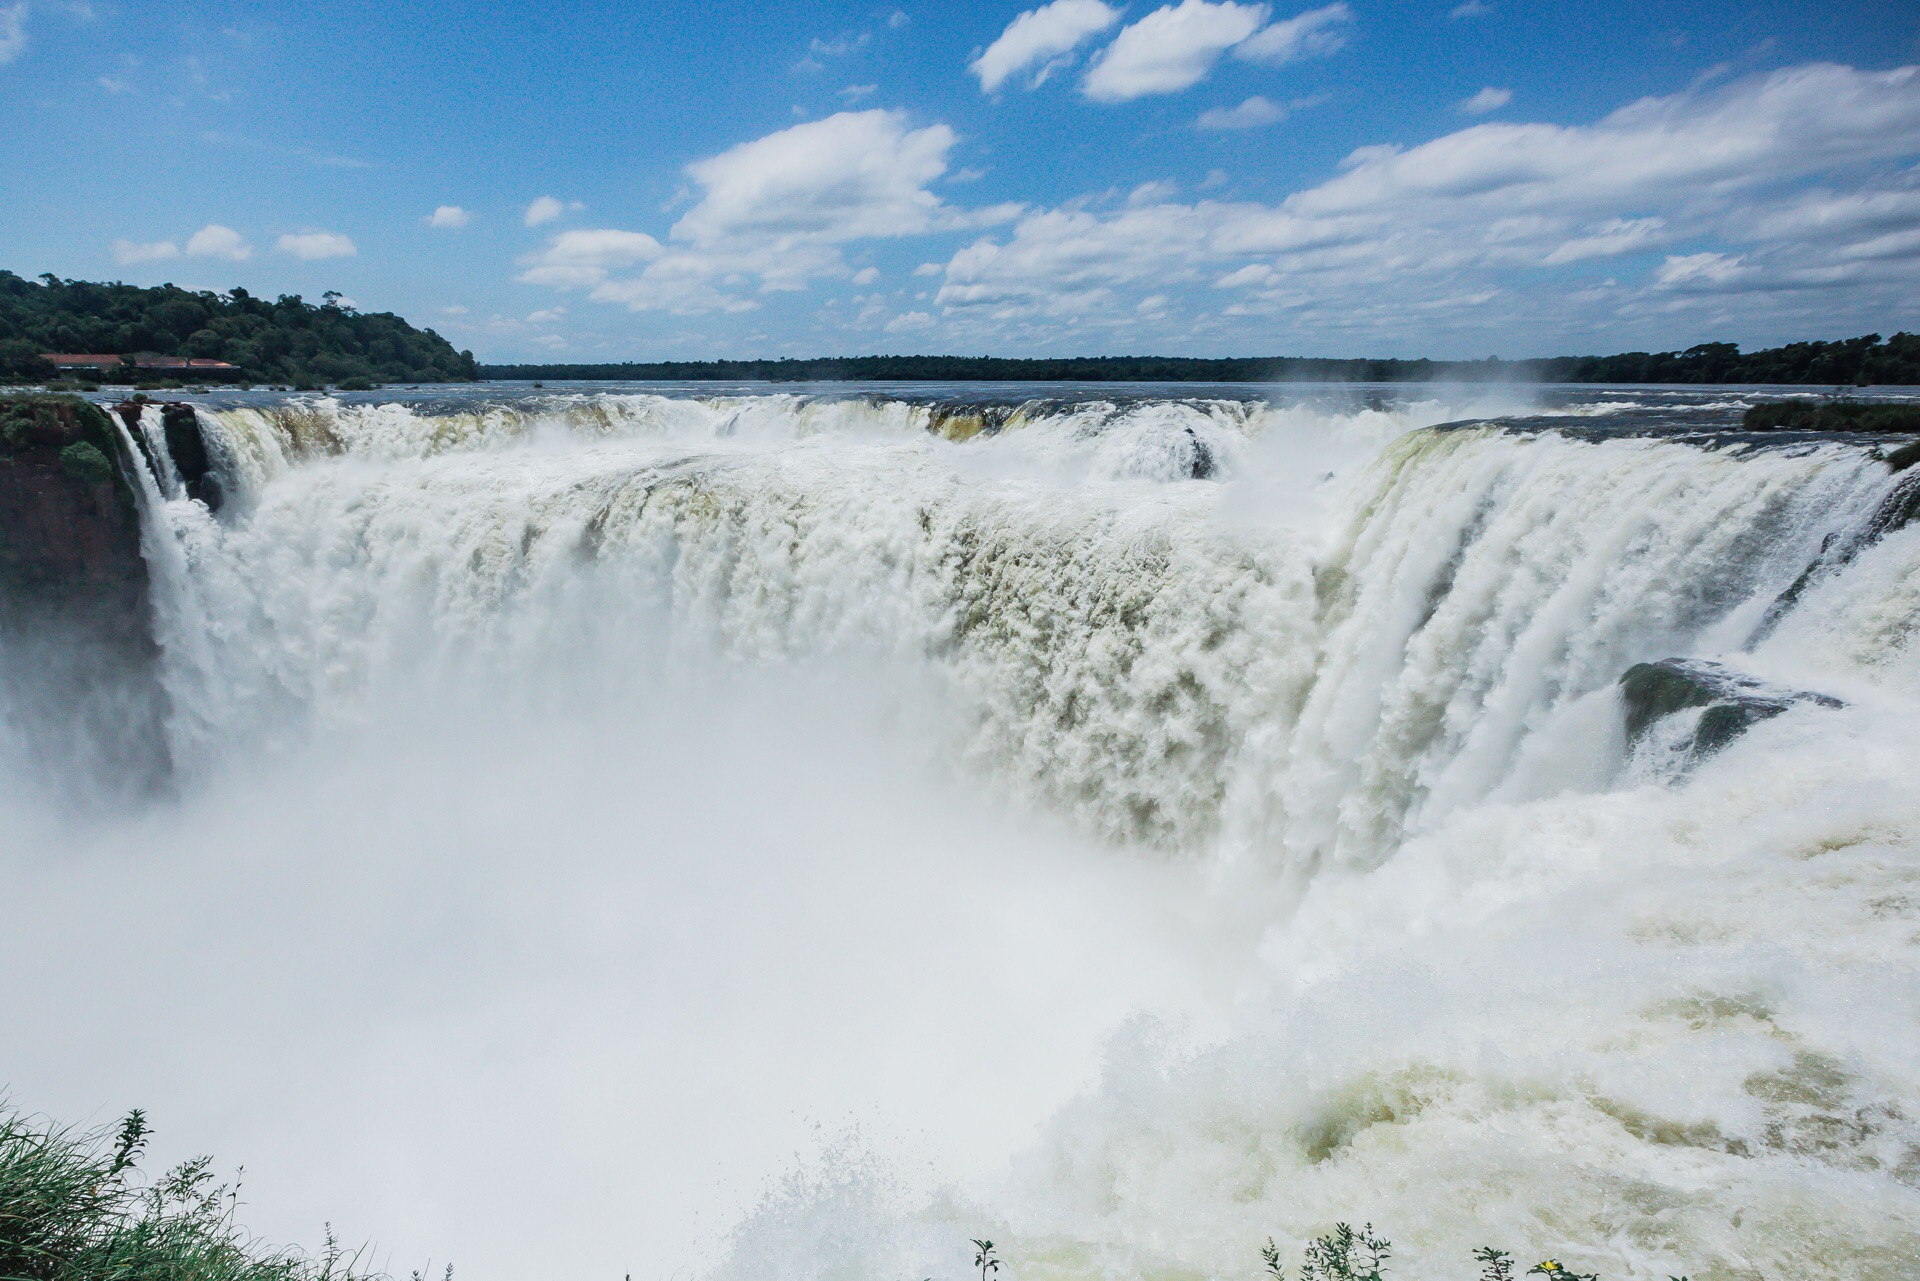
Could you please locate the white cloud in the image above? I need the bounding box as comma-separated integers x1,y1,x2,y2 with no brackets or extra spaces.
517,229,663,288
914,261,944,276
1233,3,1351,65
971,0,1119,93
185,224,253,260
525,196,567,227
0,3,25,64
1197,95,1290,130
888,10,910,28
929,63,1920,342
440,305,469,315
526,307,566,323
1084,0,1266,102
111,238,179,265
885,310,936,332
674,109,966,247
532,333,568,349
797,31,869,71
276,231,356,260
1541,216,1664,263
1457,86,1512,115
523,111,1019,316
840,83,877,101
1450,0,1490,16
852,266,880,284
1655,251,1747,288
428,205,472,229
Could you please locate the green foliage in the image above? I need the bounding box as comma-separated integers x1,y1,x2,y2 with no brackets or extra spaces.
1473,1247,1514,1281
0,1101,392,1281
57,441,113,486
1299,1222,1391,1281
0,271,477,387
971,1238,1000,1281
1528,1262,1597,1281
1742,398,1920,432
480,332,1920,385
1252,1233,1684,1281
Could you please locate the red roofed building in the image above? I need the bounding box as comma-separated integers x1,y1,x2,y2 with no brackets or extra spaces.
42,353,241,376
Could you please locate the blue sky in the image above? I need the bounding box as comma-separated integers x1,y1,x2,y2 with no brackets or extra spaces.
3,0,1919,361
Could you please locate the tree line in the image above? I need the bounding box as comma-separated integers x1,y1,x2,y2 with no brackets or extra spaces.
481,333,1920,385
0,271,478,388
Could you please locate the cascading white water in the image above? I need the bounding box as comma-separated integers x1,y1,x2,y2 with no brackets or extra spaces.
3,385,1917,1280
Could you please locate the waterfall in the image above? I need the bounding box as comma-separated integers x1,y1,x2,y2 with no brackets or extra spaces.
5,385,1917,1281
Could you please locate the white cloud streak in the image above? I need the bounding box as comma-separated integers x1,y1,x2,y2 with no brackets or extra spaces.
428,205,472,229
1083,0,1267,102
1196,95,1290,130
971,0,1119,93
186,224,253,260
111,238,180,265
0,3,25,64
1232,2,1350,65
1457,86,1511,115
276,231,356,260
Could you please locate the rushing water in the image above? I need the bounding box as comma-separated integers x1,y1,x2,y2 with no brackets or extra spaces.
3,383,1919,1280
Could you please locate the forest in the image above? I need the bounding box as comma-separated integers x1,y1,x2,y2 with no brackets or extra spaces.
0,272,478,388
481,333,1920,385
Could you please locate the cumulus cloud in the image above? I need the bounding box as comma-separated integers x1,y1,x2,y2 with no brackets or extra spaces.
276,231,356,260
185,224,253,260
428,205,472,229
673,109,974,247
1457,86,1511,115
525,196,572,227
1233,3,1351,65
111,238,180,265
1196,95,1290,130
971,0,1119,93
1083,0,1266,102
931,63,1920,345
0,3,25,64
885,310,935,332
517,229,663,288
520,111,1019,316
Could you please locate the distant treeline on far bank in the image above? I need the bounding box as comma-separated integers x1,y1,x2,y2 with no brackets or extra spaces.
484,332,1920,385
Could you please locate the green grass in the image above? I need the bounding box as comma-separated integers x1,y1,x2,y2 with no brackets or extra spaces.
0,1102,405,1281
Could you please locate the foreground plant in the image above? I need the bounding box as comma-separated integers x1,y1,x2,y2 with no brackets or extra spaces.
0,1100,394,1281
1250,1232,1692,1281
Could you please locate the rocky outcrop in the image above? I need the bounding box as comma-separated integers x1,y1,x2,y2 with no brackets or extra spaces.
1620,658,1842,766
1742,400,1920,433
0,394,170,797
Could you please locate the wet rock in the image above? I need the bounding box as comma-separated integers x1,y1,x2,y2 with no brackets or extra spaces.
0,394,170,797
162,402,222,510
1742,400,1920,433
1620,658,1842,763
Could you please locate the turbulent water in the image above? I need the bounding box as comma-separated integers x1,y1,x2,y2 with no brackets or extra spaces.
4,382,1919,1280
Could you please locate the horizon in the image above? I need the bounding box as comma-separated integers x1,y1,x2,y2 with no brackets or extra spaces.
2,2,1917,364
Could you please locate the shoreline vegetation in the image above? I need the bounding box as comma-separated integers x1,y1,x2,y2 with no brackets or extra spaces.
478,332,1920,385
0,273,477,391
1,272,1916,390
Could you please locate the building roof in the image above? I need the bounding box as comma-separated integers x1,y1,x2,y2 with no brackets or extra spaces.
41,353,239,370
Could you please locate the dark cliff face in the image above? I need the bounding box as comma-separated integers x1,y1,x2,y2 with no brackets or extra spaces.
0,395,171,801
